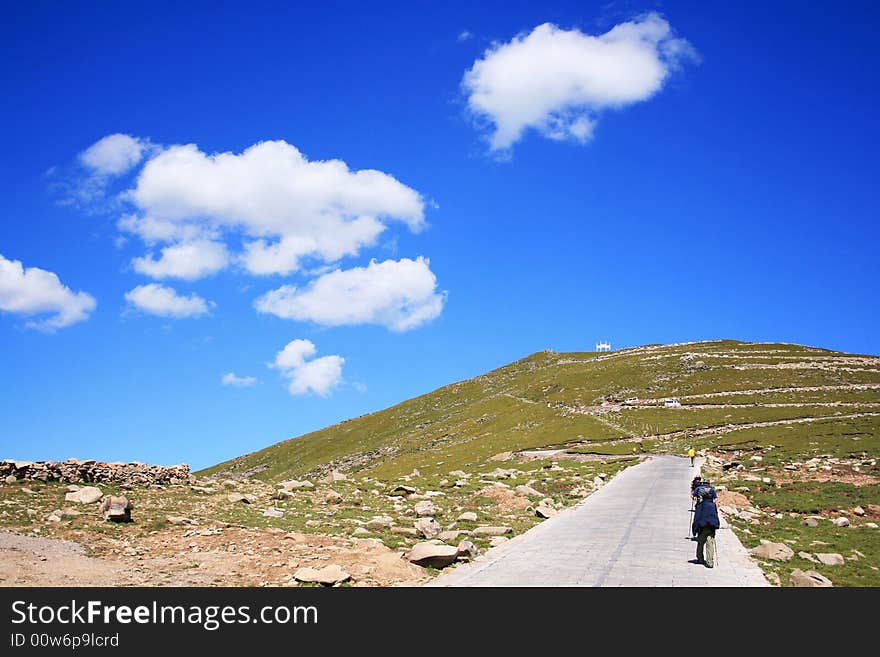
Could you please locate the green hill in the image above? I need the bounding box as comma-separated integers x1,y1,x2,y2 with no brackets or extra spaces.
200,340,880,482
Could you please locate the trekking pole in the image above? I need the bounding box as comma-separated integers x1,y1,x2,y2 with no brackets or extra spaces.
686,497,694,539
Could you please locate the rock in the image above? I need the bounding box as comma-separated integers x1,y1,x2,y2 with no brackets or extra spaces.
64,486,103,504
293,564,351,585
593,476,605,488
457,512,477,522
853,506,865,516
391,527,418,536
100,495,133,522
279,480,314,491
750,455,763,462
790,569,833,587
750,542,794,561
366,515,394,529
832,517,850,527
221,479,237,489
227,492,251,504
439,530,466,542
456,540,479,559
738,511,755,522
414,500,437,516
815,553,845,566
322,470,347,483
390,485,417,497
352,527,371,536
489,537,509,547
473,526,512,537
761,477,772,484
414,517,442,539
263,508,284,518
166,516,197,525
765,572,781,586
802,517,820,527
515,485,541,497
798,551,817,562
536,504,558,519
4,475,16,484
408,542,459,568
865,522,878,529
190,486,215,494
46,510,63,522
324,490,343,504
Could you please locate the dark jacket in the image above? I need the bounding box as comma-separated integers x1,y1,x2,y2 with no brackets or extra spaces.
693,498,720,534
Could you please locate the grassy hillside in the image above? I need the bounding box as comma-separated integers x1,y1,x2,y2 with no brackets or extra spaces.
200,340,880,482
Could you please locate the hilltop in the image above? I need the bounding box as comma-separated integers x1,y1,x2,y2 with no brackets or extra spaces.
201,339,880,482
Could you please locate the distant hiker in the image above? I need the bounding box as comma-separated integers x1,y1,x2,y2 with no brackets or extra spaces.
688,448,695,466
692,482,720,568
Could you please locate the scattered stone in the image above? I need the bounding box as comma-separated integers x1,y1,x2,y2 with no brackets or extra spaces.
414,500,436,516
456,540,479,559
414,517,442,539
190,486,215,494
352,528,371,536
46,510,63,523
815,553,845,566
515,485,541,497
166,516,197,525
322,470,347,483
750,542,794,561
100,495,133,522
790,569,833,587
592,476,605,488
765,572,781,586
263,508,284,518
366,515,394,530
865,522,878,529
64,486,103,504
536,504,558,519
438,530,465,542
279,480,314,491
473,526,512,537
4,475,16,484
798,551,817,562
391,527,418,536
853,506,865,516
293,564,350,585
227,492,251,504
221,480,237,489
457,512,477,522
390,485,417,497
408,542,459,568
489,536,509,547
832,517,850,527
324,490,343,504
802,517,820,527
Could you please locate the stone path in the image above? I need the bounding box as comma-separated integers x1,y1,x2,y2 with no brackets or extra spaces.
430,455,769,587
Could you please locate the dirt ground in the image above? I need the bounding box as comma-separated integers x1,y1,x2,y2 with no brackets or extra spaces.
0,526,428,587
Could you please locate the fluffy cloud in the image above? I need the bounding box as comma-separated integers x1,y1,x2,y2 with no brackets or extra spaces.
463,13,697,150
221,372,257,387
0,254,96,330
124,283,211,318
270,339,344,397
79,134,148,176
132,240,230,280
120,140,426,276
254,257,445,331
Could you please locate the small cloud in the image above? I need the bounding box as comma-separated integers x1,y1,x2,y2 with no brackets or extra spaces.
269,338,344,397
124,283,212,318
221,372,258,387
352,381,368,394
79,133,149,176
458,30,473,42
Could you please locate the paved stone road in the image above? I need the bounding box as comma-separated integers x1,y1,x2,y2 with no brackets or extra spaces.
431,455,769,587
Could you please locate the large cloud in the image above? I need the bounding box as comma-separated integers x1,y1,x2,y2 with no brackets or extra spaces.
463,13,697,150
0,254,96,330
124,283,211,318
254,257,445,331
120,140,426,276
270,338,344,397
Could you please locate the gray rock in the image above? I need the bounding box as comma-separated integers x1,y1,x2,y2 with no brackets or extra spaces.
4,475,16,484
414,500,437,516
263,508,284,518
227,492,251,504
815,553,845,566
750,542,794,561
853,506,865,516
365,515,394,529
414,517,442,539
293,564,350,585
46,510,63,522
515,485,541,497
64,486,103,504
100,495,133,522
390,485,417,496
832,517,850,527
408,542,459,568
457,512,478,522
324,490,343,504
456,540,479,559
789,569,833,587
798,551,817,562
473,526,513,537
489,536,509,547
802,517,820,527
322,470,348,483
536,504,558,519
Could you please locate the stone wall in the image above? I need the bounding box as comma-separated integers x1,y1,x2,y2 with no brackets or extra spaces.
1,458,192,486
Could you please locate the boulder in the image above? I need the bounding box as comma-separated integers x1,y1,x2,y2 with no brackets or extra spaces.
853,506,866,516
322,470,348,483
227,492,251,504
802,517,820,527
489,536,509,547
832,517,850,527
457,512,477,522
293,564,350,585
790,569,833,587
100,495,133,522
407,542,459,568
366,515,394,530
414,517,442,539
536,504,558,519
438,530,465,543
593,476,605,488
46,510,63,522
798,551,817,562
865,522,878,529
263,508,284,518
64,486,103,504
815,553,845,566
750,542,794,561
515,485,542,497
324,490,343,504
456,540,479,559
414,500,437,516
390,485,417,497
4,475,16,484
473,526,513,537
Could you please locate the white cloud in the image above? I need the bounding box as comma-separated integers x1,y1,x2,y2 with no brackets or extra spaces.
122,140,426,275
254,257,445,331
458,30,473,42
124,283,211,318
270,339,344,397
79,134,148,176
132,240,230,280
463,13,697,150
221,372,258,387
0,254,96,331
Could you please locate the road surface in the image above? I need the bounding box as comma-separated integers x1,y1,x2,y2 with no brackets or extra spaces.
430,455,769,587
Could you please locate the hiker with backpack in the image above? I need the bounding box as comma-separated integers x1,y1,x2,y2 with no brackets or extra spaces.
691,479,720,568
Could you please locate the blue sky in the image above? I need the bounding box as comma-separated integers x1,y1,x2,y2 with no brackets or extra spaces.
2,1,878,470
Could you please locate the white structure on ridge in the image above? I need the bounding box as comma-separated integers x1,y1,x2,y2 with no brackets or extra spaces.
595,341,612,352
